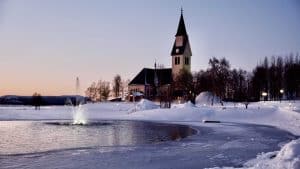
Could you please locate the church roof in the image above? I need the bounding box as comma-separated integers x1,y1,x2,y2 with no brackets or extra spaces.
129,68,172,86
175,13,187,36
170,36,189,55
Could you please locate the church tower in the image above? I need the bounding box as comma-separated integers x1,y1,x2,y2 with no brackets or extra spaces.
171,9,192,78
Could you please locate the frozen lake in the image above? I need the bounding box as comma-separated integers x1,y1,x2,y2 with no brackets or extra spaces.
0,119,296,169
0,120,196,155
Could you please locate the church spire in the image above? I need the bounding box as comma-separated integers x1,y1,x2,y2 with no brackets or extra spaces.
175,8,187,36
171,8,192,78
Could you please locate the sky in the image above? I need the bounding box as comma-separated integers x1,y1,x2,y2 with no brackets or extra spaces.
0,0,299,96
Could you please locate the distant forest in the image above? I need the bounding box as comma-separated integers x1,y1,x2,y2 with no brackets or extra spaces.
175,53,300,103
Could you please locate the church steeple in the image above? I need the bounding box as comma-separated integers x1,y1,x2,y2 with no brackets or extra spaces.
171,8,192,78
175,8,187,36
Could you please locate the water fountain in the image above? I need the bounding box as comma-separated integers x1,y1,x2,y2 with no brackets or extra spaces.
72,77,87,125
72,104,87,125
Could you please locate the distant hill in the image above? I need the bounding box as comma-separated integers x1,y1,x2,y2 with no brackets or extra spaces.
0,95,87,106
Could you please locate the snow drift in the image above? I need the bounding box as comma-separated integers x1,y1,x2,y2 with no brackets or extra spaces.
274,138,300,169
171,101,196,109
195,91,221,106
236,138,300,169
129,99,159,113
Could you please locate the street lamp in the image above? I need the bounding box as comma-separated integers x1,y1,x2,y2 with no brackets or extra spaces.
262,92,268,102
280,89,284,103
192,77,197,104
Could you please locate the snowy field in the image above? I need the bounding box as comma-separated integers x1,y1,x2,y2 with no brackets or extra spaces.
0,99,299,169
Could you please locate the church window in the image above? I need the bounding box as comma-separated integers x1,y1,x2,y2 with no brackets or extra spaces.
176,48,179,53
175,57,180,65
185,57,189,65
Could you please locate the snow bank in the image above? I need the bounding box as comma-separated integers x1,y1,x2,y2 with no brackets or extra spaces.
209,133,300,169
172,101,196,108
129,99,159,113
235,138,300,169
129,105,214,121
277,139,300,162
273,138,300,169
195,91,221,106
182,101,196,108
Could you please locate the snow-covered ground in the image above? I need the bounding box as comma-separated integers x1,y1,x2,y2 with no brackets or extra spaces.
129,99,300,169
0,99,299,169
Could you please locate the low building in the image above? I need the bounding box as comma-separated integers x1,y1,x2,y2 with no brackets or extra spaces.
128,68,172,100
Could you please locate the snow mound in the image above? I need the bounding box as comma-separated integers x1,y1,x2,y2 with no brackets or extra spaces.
172,101,196,109
195,91,221,106
184,101,196,108
215,138,300,169
248,138,300,169
129,99,159,113
274,139,300,168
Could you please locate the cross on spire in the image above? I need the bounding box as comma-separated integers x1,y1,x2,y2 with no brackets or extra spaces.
181,7,183,15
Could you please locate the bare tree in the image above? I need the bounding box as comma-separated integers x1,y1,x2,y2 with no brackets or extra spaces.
113,74,122,98
86,80,111,102
207,57,230,105
85,82,99,102
120,79,130,99
32,92,42,110
173,69,195,103
101,81,110,101
96,80,103,101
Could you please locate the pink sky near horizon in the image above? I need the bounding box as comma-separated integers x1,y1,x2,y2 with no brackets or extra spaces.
0,0,299,96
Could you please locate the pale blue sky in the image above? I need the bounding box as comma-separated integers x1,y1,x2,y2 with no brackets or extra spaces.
0,0,299,95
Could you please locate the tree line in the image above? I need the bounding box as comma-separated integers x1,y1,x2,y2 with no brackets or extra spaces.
174,53,300,104
85,75,129,102
251,54,300,100
85,53,299,103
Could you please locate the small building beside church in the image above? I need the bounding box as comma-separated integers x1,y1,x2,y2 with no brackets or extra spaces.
128,10,192,101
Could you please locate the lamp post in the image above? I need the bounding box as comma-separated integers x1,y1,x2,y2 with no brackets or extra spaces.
280,89,284,103
262,92,268,102
192,77,197,104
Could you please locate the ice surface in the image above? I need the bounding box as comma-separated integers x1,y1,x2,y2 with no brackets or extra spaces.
0,120,195,155
0,122,295,169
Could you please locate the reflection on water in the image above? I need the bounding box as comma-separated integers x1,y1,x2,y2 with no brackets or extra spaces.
0,120,196,155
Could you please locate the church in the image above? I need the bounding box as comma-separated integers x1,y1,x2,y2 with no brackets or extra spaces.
128,10,192,101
